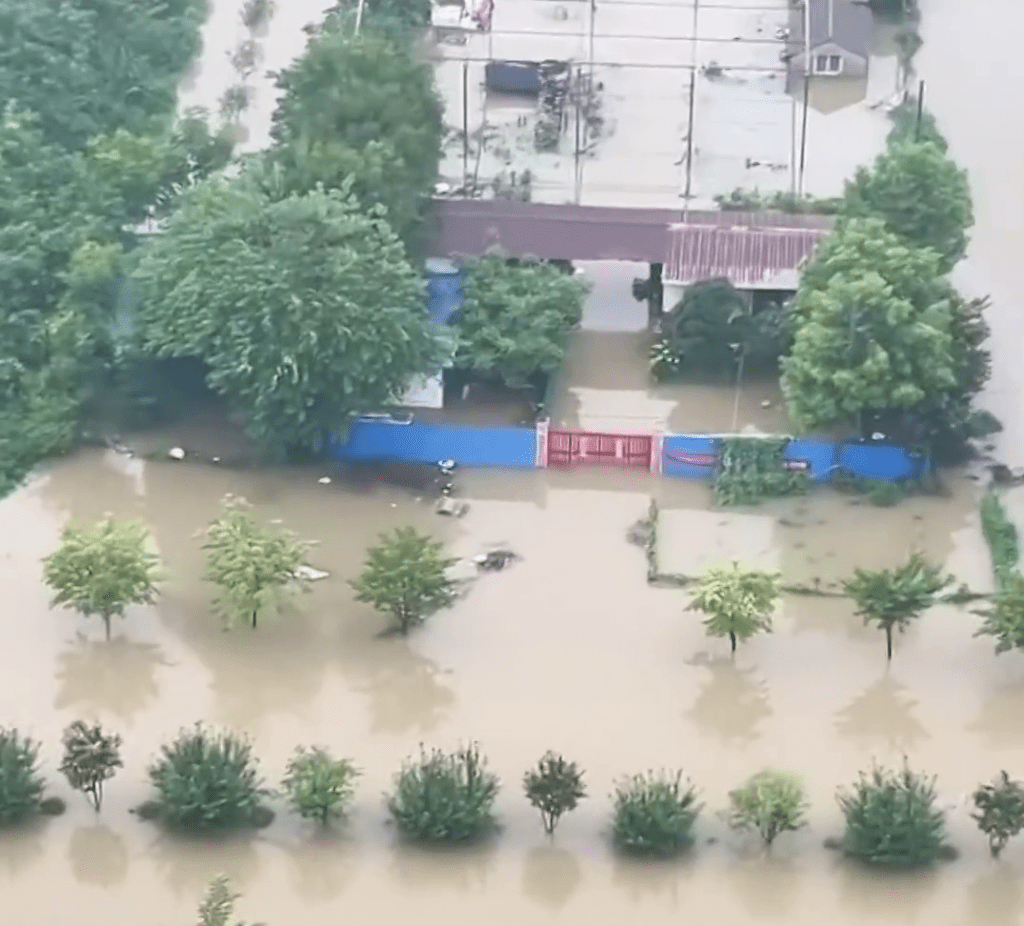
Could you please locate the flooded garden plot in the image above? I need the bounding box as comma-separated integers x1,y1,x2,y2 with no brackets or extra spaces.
1,446,1023,924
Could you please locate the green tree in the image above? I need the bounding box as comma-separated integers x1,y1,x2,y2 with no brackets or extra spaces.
843,552,951,661
611,770,702,856
972,771,1024,858
350,527,457,634
281,746,360,827
147,723,270,831
267,22,443,244
727,769,808,848
387,743,500,843
134,178,447,450
0,728,45,825
454,254,590,388
523,752,587,835
837,761,947,867
328,0,431,27
974,570,1024,654
43,518,161,641
689,563,781,654
198,876,262,926
842,140,973,271
655,278,750,378
58,721,123,812
203,496,312,630
781,273,956,433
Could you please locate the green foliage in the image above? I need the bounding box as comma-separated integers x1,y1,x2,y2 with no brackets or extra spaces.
0,0,208,152
980,490,1019,587
842,552,951,660
867,481,903,507
972,772,1024,858
267,23,443,245
973,570,1024,655
842,140,973,271
59,721,123,812
658,279,750,377
350,527,457,634
781,220,957,432
689,562,781,653
714,188,842,215
713,438,809,506
727,769,809,847
837,761,947,867
0,728,45,826
134,178,447,450
282,746,360,827
197,876,261,926
454,255,590,388
43,518,161,640
523,751,587,835
887,101,946,151
611,770,702,857
329,0,432,27
203,496,312,630
147,723,269,831
387,743,500,843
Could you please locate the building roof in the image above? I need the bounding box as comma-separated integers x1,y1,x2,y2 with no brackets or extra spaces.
425,198,833,263
806,0,872,58
664,224,830,289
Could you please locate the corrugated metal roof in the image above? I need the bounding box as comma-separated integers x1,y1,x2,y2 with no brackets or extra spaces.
425,198,833,263
664,225,829,288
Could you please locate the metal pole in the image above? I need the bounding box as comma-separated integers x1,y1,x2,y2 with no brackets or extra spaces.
574,68,582,203
355,0,365,33
462,61,469,185
731,351,745,433
683,68,696,202
914,79,925,140
798,71,809,195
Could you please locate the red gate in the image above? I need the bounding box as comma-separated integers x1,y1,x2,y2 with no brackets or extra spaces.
547,430,653,469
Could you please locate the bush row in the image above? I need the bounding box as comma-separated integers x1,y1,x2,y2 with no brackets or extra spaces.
5,724,1024,865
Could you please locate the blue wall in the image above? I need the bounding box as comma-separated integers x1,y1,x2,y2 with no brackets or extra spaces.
331,420,537,468
662,435,719,480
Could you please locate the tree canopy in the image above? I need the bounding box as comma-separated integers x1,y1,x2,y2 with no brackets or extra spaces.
0,0,208,152
689,562,780,653
842,139,973,271
133,178,447,449
454,255,590,388
267,23,443,245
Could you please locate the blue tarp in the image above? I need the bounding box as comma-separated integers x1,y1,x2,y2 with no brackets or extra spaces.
331,420,537,468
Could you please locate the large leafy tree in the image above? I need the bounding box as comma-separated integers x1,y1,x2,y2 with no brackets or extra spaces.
454,255,590,388
267,22,443,245
0,0,208,151
842,139,973,271
134,178,447,449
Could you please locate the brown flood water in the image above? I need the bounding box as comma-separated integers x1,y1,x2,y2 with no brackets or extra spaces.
1,436,1022,925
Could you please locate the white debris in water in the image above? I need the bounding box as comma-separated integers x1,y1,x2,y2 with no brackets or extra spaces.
294,566,329,581
211,456,221,463
318,476,331,484
761,400,772,408
168,447,186,460
445,560,478,582
269,518,283,524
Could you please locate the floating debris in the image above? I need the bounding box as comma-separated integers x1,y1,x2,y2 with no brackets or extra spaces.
473,548,519,571
168,447,185,460
318,476,331,485
293,566,329,581
436,497,469,517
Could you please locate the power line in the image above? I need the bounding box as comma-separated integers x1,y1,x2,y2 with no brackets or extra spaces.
436,53,791,73
477,27,789,45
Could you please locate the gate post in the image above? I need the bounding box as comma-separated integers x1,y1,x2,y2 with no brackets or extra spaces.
535,418,549,468
651,429,665,474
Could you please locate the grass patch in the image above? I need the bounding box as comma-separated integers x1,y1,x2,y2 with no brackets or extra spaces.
980,490,1020,586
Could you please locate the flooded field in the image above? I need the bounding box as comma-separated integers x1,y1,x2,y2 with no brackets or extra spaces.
0,442,1022,925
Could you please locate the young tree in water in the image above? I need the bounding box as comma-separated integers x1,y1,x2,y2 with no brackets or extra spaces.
689,563,780,654
203,496,313,630
197,875,261,926
58,721,123,812
281,746,360,827
842,552,951,661
350,527,457,634
972,771,1024,858
727,769,809,848
43,518,161,640
523,751,587,835
974,570,1024,655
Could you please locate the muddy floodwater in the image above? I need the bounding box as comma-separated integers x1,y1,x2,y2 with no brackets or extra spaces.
0,441,1022,925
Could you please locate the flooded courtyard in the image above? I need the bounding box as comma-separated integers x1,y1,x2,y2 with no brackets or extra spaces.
1,440,1022,925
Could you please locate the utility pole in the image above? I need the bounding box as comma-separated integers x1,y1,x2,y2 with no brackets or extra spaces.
682,0,699,209
574,68,582,204
462,61,469,186
914,79,925,140
355,0,365,34
798,71,809,195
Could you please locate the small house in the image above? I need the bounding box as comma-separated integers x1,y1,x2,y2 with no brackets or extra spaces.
788,0,873,79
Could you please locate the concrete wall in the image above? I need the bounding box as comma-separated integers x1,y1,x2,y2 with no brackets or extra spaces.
330,420,537,468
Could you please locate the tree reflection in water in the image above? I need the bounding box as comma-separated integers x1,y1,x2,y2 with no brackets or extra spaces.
521,845,583,911
726,853,803,920
147,831,261,899
388,842,495,896
833,676,929,755
685,654,772,746
284,832,360,904
68,825,129,888
967,862,1024,926
0,819,45,880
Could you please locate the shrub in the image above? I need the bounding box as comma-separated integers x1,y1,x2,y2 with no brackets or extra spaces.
59,720,123,811
836,761,947,866
523,751,587,835
611,770,702,856
282,746,360,827
147,724,269,831
727,769,809,847
386,743,499,843
972,771,1024,858
198,875,258,926
39,796,66,816
0,728,45,825
980,489,1020,586
867,481,903,507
